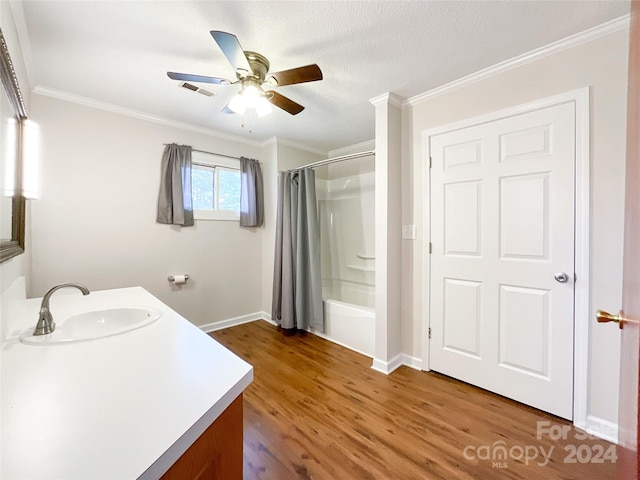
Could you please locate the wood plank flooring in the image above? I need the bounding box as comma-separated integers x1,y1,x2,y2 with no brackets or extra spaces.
211,321,617,480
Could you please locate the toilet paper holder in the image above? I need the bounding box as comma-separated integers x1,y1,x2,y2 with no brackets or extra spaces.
167,274,190,283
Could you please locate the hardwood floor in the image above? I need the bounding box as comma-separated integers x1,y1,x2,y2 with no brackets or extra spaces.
211,321,616,480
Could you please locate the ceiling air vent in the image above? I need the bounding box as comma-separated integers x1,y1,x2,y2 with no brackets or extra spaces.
179,82,215,97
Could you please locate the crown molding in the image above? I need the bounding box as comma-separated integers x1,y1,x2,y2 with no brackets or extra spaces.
405,14,631,108
260,136,278,147
369,93,389,106
328,139,375,158
369,92,404,108
266,137,327,157
33,85,265,147
34,85,328,154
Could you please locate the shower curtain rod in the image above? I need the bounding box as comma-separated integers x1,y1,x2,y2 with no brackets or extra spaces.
286,150,375,172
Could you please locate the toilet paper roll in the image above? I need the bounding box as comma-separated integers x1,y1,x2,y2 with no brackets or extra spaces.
172,274,187,285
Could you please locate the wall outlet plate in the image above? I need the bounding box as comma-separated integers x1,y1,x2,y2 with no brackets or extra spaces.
402,225,417,240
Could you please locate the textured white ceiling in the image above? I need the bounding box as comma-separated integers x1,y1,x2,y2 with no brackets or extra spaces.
17,0,630,152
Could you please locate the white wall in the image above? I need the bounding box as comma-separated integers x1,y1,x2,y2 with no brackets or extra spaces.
29,94,265,327
404,29,629,428
21,93,328,330
372,94,403,371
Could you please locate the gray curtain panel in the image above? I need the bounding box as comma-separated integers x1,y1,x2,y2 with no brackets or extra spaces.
239,157,264,227
156,144,194,227
272,172,295,328
272,169,324,332
293,169,324,331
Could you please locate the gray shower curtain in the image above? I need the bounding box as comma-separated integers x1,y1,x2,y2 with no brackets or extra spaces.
272,168,324,332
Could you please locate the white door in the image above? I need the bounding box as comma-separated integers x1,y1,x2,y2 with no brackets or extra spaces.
429,102,575,419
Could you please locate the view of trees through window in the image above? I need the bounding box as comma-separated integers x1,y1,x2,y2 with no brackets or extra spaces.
218,168,241,210
192,167,214,209
192,165,240,211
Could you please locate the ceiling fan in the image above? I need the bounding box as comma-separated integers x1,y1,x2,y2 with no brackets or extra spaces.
167,31,323,116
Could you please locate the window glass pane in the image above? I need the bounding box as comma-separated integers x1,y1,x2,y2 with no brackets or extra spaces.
192,167,214,210
218,168,241,211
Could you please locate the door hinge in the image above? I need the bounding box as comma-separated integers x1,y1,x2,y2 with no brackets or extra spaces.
428,327,432,339
574,273,577,282
429,242,432,254
429,156,432,168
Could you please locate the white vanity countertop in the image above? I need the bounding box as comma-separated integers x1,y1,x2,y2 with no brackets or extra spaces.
1,286,253,480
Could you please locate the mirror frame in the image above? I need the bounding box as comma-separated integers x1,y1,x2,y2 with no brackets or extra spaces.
0,29,26,263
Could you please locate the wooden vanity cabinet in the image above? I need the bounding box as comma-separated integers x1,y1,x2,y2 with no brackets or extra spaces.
160,394,243,480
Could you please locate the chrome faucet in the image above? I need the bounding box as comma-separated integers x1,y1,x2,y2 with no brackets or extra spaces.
33,283,91,336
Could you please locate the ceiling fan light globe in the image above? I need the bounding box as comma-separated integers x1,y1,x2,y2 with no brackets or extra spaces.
228,93,246,114
256,96,273,117
243,84,262,108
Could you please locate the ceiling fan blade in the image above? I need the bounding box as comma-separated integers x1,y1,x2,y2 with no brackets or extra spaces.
167,72,231,84
267,64,323,86
267,91,305,115
210,31,252,75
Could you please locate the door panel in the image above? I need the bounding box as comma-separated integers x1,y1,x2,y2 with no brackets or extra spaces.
499,285,549,377
500,173,549,259
443,278,482,357
430,102,575,419
443,181,481,256
500,124,550,161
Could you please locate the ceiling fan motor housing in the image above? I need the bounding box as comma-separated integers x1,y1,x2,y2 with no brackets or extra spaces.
241,51,270,82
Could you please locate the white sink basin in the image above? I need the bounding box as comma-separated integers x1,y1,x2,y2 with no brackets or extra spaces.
20,307,162,345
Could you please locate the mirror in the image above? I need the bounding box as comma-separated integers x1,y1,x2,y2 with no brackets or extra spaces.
0,29,26,263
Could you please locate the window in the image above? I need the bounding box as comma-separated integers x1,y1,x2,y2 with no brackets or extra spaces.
192,151,241,221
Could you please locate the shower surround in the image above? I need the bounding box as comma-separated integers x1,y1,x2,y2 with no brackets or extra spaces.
316,155,375,356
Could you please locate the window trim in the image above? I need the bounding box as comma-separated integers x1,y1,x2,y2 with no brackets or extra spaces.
192,151,241,222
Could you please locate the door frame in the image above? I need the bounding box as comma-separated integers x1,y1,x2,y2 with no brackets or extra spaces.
420,87,591,429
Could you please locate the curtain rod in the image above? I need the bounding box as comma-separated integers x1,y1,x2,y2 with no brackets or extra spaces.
193,148,241,161
287,150,375,172
163,144,241,161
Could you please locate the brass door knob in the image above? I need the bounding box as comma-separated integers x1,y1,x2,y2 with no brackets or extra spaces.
596,310,625,329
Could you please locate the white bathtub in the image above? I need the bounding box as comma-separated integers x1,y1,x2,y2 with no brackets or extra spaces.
310,280,375,357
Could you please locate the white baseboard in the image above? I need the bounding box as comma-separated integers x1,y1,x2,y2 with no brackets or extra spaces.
573,415,619,444
259,312,418,370
260,313,374,358
401,354,422,370
205,310,418,374
373,354,422,373
260,312,277,326
371,353,403,375
199,312,266,333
